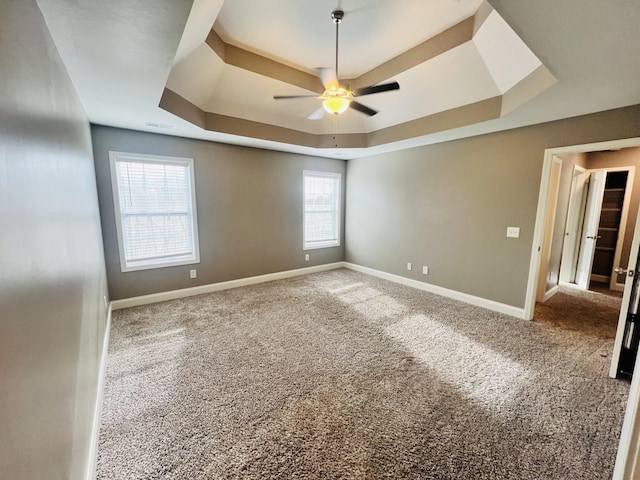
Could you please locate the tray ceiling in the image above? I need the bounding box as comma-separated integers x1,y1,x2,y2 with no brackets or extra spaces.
162,0,556,150
35,0,640,159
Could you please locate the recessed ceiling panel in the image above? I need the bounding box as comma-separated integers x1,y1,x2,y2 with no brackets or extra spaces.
364,42,501,131
473,11,542,93
214,0,484,77
203,64,366,134
166,43,225,107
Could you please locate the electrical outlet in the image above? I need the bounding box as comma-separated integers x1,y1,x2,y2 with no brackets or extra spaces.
407,262,412,271
305,254,310,262
422,266,429,275
506,226,520,238
190,269,197,279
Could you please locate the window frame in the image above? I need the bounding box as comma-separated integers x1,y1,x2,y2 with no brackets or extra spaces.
109,151,200,273
303,170,342,251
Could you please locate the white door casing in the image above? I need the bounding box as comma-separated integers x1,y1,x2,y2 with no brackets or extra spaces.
559,165,589,283
536,157,563,302
608,167,635,291
575,170,606,289
612,206,640,478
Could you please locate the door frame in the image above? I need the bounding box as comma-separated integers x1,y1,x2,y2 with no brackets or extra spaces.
605,166,635,291
524,137,640,320
575,169,606,290
524,137,640,480
559,165,589,283
558,166,635,290
612,205,640,478
536,156,563,302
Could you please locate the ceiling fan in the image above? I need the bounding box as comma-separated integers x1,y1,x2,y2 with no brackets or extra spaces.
273,9,400,118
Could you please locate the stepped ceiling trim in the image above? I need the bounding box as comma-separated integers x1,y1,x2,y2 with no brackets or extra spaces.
162,1,555,150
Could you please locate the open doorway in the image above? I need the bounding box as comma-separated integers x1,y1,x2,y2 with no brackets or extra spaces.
526,139,640,479
563,166,634,293
531,147,640,338
526,141,640,320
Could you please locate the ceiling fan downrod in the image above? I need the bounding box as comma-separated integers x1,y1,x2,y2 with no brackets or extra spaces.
331,10,344,80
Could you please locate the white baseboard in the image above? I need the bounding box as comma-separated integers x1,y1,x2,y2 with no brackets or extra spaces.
541,285,559,303
111,261,526,320
591,274,611,284
111,262,344,310
86,303,112,480
342,262,526,319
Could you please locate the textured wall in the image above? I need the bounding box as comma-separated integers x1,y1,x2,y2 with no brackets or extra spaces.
0,1,109,479
345,105,640,309
92,126,346,300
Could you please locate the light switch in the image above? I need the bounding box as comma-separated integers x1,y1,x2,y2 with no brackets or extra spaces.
506,227,520,238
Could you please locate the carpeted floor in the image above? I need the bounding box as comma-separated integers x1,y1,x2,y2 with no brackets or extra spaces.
98,269,629,479
534,282,622,340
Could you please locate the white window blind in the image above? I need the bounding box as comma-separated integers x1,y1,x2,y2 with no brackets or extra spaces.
109,152,200,272
303,171,341,250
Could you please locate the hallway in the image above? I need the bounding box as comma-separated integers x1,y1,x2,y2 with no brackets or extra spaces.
534,283,622,342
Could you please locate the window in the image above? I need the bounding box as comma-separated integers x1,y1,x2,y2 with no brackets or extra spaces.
109,152,200,272
303,171,341,250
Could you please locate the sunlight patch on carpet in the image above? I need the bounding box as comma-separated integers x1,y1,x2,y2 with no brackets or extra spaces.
335,286,409,321
385,314,533,412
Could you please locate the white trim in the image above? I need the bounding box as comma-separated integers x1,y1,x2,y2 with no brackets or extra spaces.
111,262,344,310
303,170,342,251
524,149,556,320
111,260,527,319
541,284,559,303
608,167,635,290
109,151,200,273
537,156,563,302
613,353,640,479
590,274,610,284
559,165,588,283
525,136,640,321
343,262,527,319
86,303,112,480
612,282,625,292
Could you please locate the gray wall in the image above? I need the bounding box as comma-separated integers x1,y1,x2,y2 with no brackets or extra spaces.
92,126,346,300
0,1,109,479
345,105,640,309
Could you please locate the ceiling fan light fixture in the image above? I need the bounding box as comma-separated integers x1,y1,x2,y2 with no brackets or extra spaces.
323,96,350,115
273,9,397,118
322,87,352,115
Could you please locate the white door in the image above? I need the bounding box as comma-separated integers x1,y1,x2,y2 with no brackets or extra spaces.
610,206,640,378
611,207,640,479
559,166,589,283
575,170,606,289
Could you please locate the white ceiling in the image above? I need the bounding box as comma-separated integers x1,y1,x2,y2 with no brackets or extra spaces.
36,0,640,159
214,0,483,78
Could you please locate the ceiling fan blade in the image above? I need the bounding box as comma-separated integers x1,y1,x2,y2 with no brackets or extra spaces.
354,81,400,96
350,101,378,117
317,67,339,90
274,94,319,100
308,107,325,120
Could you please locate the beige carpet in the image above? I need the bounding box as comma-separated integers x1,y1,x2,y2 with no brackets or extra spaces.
98,269,629,479
534,283,622,340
